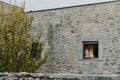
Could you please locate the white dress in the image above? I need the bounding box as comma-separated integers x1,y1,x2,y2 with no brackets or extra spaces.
85,48,90,57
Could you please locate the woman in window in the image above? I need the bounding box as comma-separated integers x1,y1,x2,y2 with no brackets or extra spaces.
85,46,90,58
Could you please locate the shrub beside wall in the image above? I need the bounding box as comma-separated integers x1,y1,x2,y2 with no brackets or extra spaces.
0,2,48,72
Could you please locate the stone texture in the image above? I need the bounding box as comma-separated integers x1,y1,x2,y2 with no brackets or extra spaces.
28,1,120,74
0,73,119,80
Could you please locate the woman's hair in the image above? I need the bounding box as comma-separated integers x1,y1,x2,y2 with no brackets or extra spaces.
85,44,88,48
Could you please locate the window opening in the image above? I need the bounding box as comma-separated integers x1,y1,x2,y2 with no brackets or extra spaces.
83,41,98,59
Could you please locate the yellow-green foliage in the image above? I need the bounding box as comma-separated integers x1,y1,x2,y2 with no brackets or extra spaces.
0,3,48,72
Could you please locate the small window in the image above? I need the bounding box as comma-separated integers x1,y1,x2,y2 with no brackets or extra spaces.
83,41,98,59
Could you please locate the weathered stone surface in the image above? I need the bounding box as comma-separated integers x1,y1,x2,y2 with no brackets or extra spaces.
0,72,8,77
28,1,120,74
30,73,44,78
0,73,120,80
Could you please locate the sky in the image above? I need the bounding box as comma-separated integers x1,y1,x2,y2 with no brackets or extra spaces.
0,0,117,12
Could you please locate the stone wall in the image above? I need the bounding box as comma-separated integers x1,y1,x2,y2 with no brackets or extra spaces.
0,73,119,80
0,1,11,14
28,1,120,74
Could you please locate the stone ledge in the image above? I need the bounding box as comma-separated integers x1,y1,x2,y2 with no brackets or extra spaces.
0,73,119,80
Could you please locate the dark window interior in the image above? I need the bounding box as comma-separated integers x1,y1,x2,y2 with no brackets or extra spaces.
83,41,98,59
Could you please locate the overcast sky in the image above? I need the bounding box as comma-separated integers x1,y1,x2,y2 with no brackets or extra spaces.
0,0,117,12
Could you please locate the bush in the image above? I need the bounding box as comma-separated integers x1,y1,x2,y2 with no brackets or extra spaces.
0,2,48,72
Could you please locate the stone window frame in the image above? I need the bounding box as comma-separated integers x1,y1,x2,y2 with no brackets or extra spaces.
78,36,103,60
